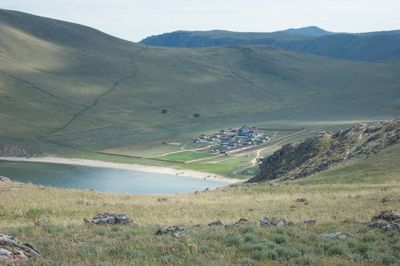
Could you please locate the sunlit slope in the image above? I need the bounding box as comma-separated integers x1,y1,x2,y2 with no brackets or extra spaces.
0,9,399,152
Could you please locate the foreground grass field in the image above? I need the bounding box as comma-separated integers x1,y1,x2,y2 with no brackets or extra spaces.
1,145,399,265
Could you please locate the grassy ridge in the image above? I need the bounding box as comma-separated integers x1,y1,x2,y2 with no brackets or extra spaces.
1,144,399,265
140,28,400,62
0,9,400,155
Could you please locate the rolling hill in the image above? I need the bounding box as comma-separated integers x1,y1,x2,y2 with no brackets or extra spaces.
140,27,330,48
0,9,400,155
140,28,400,62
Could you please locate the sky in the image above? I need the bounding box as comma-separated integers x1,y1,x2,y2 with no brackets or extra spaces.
1,0,400,42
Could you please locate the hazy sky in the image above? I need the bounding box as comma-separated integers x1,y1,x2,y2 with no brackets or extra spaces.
1,0,399,42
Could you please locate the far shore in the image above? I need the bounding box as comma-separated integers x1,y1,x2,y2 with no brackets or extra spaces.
0,156,242,184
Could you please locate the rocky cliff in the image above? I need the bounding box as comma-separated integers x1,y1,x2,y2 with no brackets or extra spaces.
0,138,37,157
249,118,400,182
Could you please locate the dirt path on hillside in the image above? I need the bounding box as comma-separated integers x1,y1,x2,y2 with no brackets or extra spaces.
230,70,281,98
47,46,148,135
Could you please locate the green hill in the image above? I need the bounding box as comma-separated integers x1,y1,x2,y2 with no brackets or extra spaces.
141,29,400,62
0,9,400,155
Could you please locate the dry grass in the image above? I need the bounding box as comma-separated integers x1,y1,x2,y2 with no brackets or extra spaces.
1,181,399,228
0,147,399,265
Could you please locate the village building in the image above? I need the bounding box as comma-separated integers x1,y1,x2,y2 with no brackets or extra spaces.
192,125,270,154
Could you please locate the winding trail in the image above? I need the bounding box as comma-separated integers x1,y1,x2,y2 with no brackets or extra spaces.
157,144,213,158
46,46,148,135
251,149,261,166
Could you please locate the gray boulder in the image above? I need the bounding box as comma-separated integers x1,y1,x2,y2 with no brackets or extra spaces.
369,210,400,231
0,234,40,263
208,221,223,226
224,218,250,228
368,219,389,229
260,217,292,227
300,219,316,225
156,225,186,237
320,232,353,240
0,176,11,182
372,210,400,222
385,219,400,231
88,213,134,225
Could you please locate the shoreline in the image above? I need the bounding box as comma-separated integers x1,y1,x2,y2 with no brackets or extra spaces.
0,156,241,184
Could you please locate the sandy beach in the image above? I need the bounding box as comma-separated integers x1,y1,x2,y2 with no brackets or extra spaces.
0,156,241,184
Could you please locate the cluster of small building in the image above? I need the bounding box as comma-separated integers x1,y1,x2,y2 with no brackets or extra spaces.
191,126,270,154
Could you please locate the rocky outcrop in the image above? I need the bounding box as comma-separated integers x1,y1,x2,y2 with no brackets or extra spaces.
249,118,400,182
0,136,40,157
320,232,353,240
85,213,135,225
260,217,292,227
155,225,186,237
0,143,26,157
0,176,11,182
0,234,40,263
368,210,400,231
224,218,250,228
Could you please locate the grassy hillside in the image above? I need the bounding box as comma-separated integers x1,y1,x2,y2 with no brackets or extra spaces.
1,144,399,265
1,9,400,156
141,29,400,62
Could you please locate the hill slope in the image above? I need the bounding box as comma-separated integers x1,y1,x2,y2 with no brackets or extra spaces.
250,118,400,182
0,9,400,155
140,29,400,62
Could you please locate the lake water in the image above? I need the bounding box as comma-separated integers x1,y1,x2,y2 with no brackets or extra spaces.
0,161,229,195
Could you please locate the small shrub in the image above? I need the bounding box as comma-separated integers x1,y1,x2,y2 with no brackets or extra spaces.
356,242,370,254
241,243,265,252
358,227,369,233
240,257,256,265
260,239,275,249
346,238,358,249
42,224,63,234
224,235,243,247
111,226,121,232
367,251,396,265
161,254,180,264
0,206,7,218
106,243,126,257
351,253,364,262
271,234,288,245
242,227,256,234
275,246,302,260
294,255,318,265
251,249,277,260
362,233,377,243
244,234,257,243
326,243,347,256
94,227,108,236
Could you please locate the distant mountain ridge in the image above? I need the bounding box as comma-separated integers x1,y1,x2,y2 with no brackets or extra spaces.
278,26,333,36
140,27,400,62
